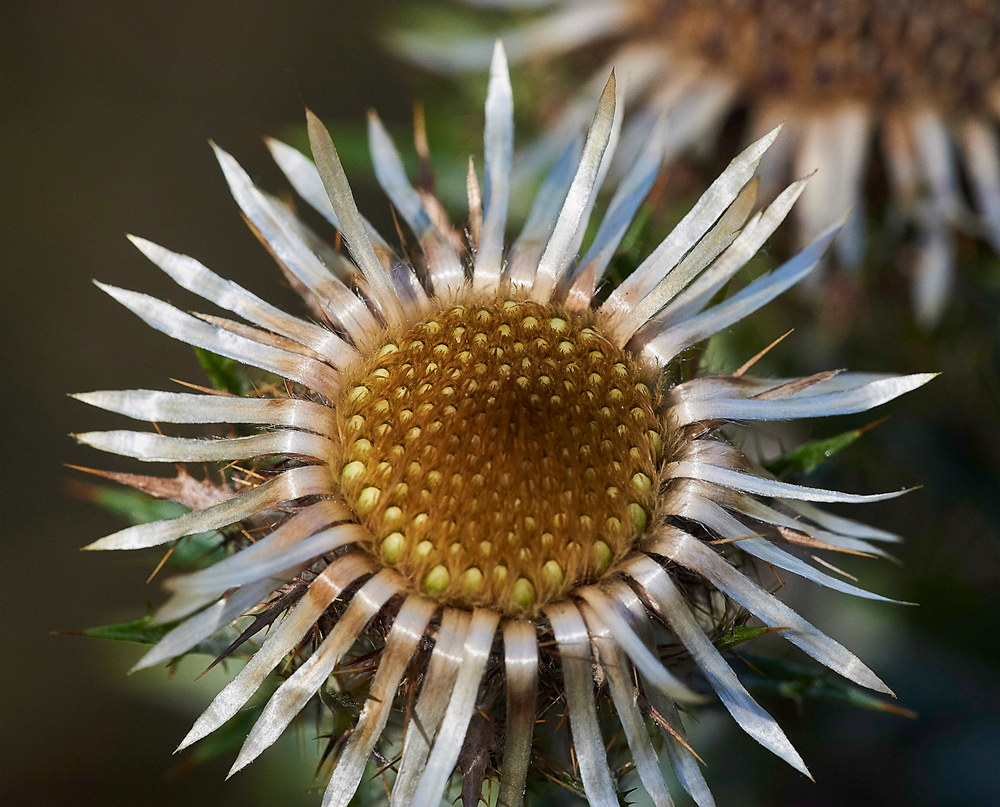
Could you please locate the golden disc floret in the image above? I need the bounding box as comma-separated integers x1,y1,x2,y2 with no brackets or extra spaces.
337,298,666,615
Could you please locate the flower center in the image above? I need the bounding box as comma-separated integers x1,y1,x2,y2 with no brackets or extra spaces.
650,0,1000,111
337,299,663,616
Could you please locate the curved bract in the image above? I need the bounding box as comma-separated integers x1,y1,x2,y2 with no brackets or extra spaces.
75,42,931,807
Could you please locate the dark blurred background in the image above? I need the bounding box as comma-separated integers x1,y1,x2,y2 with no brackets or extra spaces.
2,2,998,806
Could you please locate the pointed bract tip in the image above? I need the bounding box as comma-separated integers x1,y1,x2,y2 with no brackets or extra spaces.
807,213,851,255
306,108,338,162
749,123,784,160
209,141,237,169
127,234,162,261
787,746,812,778
597,70,617,113
488,39,513,100
492,38,507,64
70,391,106,409
834,208,854,228
305,107,323,130
263,136,297,159
175,730,199,755
367,109,391,147
92,281,145,314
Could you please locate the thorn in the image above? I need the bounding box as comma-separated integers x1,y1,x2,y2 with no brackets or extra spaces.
775,526,876,558
146,544,176,584
734,329,794,377
169,377,233,396
707,533,765,545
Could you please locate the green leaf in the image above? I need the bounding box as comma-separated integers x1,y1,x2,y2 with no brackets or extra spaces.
738,654,916,718
714,624,779,652
194,347,248,395
86,486,225,568
169,531,228,569
765,420,883,477
81,613,176,646
89,485,189,526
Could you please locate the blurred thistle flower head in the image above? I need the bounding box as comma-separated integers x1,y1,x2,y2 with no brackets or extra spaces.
398,0,1000,328
73,42,932,807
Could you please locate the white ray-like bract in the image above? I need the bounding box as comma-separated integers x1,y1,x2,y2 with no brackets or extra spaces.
75,44,930,807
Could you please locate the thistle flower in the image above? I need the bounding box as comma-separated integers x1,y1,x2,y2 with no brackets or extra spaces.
399,0,1000,327
74,44,931,807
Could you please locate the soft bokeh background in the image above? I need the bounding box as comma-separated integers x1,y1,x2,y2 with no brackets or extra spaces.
3,2,998,805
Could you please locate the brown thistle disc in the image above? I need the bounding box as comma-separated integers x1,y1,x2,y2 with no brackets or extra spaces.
645,0,1000,112
337,298,668,616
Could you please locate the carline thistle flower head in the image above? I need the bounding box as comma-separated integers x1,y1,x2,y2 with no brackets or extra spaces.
74,43,931,807
400,0,1000,327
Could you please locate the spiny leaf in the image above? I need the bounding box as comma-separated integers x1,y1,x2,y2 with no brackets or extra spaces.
738,654,917,718
765,418,885,477
78,613,176,646
194,347,248,396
